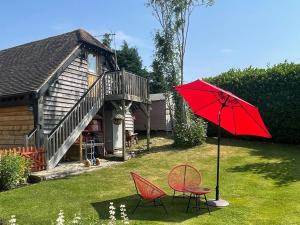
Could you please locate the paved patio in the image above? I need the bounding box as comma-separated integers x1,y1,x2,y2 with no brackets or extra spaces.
32,159,122,180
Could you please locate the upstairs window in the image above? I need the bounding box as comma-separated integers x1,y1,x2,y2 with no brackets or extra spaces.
87,53,97,73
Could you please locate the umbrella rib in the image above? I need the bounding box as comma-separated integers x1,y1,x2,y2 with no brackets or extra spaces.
193,98,221,114
237,101,270,136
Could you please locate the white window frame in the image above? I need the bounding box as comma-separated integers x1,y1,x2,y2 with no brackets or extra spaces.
87,52,97,74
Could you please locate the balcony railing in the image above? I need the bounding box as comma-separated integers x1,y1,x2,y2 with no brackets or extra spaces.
104,70,149,103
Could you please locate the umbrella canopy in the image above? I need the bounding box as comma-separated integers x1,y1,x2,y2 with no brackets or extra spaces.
175,79,271,206
175,79,271,138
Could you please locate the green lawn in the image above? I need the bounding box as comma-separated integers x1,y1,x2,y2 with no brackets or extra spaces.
0,136,300,225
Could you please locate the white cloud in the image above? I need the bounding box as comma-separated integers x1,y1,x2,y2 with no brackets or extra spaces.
114,31,148,49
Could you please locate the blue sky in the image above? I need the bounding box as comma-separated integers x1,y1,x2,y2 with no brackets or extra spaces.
1,0,300,82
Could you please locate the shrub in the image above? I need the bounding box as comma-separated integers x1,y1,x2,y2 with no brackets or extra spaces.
205,62,300,144
0,155,31,191
174,111,207,147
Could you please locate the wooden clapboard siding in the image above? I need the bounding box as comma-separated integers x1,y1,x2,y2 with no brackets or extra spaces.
43,56,89,134
0,105,33,147
125,110,134,132
134,100,168,131
151,100,166,131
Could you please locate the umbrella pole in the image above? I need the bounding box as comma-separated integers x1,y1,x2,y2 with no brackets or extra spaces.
208,105,229,207
216,113,221,201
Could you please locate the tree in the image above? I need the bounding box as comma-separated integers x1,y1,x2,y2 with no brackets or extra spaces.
101,33,112,48
149,60,165,93
150,31,177,94
148,0,213,84
173,0,214,85
147,0,213,145
116,41,148,77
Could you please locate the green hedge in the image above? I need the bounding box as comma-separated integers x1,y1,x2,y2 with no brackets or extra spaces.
205,62,300,144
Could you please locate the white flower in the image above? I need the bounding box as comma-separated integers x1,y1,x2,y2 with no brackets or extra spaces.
108,202,116,225
71,213,81,224
120,204,129,224
9,215,17,225
56,210,65,225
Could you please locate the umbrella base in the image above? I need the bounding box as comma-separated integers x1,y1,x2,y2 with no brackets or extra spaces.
207,199,229,207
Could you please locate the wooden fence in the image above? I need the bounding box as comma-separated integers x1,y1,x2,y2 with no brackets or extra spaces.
0,147,46,172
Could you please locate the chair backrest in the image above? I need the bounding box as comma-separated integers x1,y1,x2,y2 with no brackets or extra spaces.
168,164,202,192
130,172,166,199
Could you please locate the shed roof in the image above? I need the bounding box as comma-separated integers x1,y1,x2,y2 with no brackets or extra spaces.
150,93,166,101
0,29,111,97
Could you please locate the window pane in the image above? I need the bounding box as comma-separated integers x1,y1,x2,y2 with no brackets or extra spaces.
87,53,97,73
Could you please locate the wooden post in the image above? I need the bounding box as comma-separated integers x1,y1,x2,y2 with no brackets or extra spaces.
33,95,45,149
122,99,126,161
146,76,150,151
121,68,126,99
102,102,106,156
146,103,150,151
79,134,83,162
121,68,126,161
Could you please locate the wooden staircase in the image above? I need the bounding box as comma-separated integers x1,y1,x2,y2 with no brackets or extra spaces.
46,75,105,169
25,70,150,170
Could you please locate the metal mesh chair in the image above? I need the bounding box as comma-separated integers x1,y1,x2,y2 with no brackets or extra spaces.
130,172,167,214
168,164,202,198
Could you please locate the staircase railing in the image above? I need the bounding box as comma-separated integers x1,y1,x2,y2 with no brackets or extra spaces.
46,74,105,167
25,127,38,147
105,70,148,102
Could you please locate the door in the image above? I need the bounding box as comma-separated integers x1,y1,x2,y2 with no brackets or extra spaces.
112,110,122,149
88,74,97,88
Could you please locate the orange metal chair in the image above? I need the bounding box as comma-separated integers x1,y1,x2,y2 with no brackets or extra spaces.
168,164,202,198
130,172,167,214
168,164,211,214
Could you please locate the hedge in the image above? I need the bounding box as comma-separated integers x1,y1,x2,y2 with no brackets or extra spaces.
205,62,300,144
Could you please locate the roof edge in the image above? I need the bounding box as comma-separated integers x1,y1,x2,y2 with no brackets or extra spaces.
36,45,82,97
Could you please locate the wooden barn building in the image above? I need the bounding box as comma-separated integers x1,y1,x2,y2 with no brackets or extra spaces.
0,29,150,169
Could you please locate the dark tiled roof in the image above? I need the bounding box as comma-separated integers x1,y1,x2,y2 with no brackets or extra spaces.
0,29,111,97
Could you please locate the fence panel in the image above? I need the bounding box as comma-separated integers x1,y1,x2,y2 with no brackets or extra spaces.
0,147,46,172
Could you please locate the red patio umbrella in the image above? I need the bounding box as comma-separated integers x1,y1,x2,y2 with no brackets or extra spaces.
175,79,271,207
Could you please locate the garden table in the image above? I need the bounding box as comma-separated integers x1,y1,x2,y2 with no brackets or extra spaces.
185,187,211,214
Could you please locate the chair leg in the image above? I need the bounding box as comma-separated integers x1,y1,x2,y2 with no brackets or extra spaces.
194,195,200,212
160,198,168,214
186,194,192,213
172,190,176,201
132,197,142,214
204,194,211,215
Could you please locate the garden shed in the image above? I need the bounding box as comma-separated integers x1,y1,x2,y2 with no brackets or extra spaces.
134,93,173,132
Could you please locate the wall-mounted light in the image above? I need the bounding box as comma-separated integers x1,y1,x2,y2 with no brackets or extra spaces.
112,114,124,125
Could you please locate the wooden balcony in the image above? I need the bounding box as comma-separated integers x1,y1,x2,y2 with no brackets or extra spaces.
104,70,149,103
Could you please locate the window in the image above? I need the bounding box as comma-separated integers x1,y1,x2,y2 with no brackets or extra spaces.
87,53,97,73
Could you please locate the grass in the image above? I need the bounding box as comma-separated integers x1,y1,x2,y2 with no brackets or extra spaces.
0,136,300,225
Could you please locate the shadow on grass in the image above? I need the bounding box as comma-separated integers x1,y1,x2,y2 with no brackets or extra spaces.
131,142,197,159
206,138,300,186
228,160,298,186
91,195,220,223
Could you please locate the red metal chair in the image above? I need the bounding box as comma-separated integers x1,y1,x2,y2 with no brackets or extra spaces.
168,164,211,214
168,164,202,198
130,172,167,214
